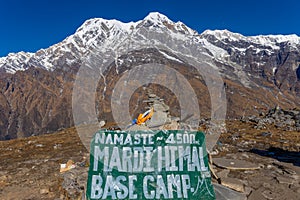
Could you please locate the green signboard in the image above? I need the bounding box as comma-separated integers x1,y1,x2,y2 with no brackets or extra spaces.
86,130,215,200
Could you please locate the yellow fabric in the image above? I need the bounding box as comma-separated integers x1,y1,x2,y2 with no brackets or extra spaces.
136,108,154,125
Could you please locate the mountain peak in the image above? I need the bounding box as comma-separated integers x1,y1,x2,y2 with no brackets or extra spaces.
142,12,197,35
76,17,135,34
143,12,172,23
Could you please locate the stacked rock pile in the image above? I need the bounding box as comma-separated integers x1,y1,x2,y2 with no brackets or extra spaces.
144,92,172,128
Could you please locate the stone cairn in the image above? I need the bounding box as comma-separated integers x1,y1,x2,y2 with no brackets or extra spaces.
144,91,172,128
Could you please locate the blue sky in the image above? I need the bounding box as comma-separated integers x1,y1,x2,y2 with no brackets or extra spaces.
0,0,299,57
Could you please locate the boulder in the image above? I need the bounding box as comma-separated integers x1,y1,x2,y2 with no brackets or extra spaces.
213,183,247,200
221,177,245,192
213,158,260,170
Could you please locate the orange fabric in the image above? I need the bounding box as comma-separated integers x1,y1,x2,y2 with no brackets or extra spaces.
136,108,154,125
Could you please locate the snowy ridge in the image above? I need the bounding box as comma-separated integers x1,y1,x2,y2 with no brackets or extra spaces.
0,12,199,74
201,29,300,49
0,12,300,74
201,29,245,42
251,34,300,45
0,52,34,73
68,11,196,49
71,17,136,46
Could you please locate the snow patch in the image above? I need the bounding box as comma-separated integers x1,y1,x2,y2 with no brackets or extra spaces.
200,38,229,58
159,50,183,63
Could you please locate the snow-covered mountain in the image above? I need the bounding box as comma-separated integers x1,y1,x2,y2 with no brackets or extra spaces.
1,12,299,74
0,12,300,140
0,12,197,73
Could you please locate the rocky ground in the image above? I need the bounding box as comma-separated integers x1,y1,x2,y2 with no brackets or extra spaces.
0,95,299,200
0,128,88,200
0,119,299,200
